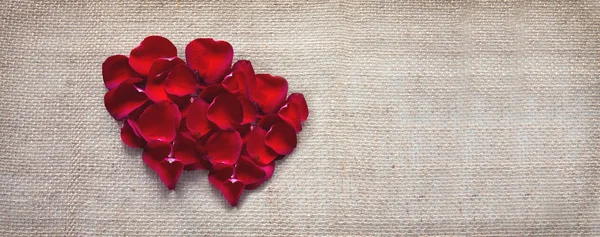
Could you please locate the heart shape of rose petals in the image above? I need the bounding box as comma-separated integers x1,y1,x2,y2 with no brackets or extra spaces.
102,36,308,207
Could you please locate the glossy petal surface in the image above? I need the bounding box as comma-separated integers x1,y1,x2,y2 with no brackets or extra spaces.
246,127,278,165
120,119,146,148
205,130,242,165
102,55,142,89
137,101,181,143
146,57,186,102
207,93,243,130
222,60,256,98
104,84,148,120
265,122,297,155
185,98,213,137
185,38,233,84
129,36,177,75
164,64,199,96
253,74,288,114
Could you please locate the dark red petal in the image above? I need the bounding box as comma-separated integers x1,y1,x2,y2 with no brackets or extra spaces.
185,38,233,84
207,93,243,130
238,96,257,125
120,119,146,148
245,162,275,190
258,114,284,130
104,84,148,120
170,95,193,117
235,156,266,185
208,163,234,189
164,64,199,97
186,98,213,137
146,57,186,102
102,55,142,89
137,101,181,143
141,141,172,171
246,127,278,165
287,93,308,122
173,133,203,166
265,122,297,155
237,124,252,142
253,74,288,114
198,84,227,103
156,158,184,190
129,36,177,75
205,130,242,165
221,60,256,98
278,102,302,132
219,179,245,207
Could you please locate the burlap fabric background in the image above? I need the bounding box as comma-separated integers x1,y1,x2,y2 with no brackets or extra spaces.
1,0,598,236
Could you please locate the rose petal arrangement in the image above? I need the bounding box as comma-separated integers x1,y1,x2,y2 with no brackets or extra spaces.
102,36,308,206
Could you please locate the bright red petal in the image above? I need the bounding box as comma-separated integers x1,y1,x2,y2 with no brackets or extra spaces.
278,102,302,132
186,98,213,137
185,38,233,84
205,130,242,165
207,93,243,130
238,96,257,125
208,163,233,189
287,93,308,121
145,57,186,102
265,122,297,155
173,133,204,166
245,162,275,190
137,101,181,143
164,64,199,97
221,60,256,98
120,119,146,148
246,127,278,165
219,179,245,207
253,74,288,114
156,158,184,190
102,55,142,89
129,36,177,75
104,84,148,120
235,156,266,185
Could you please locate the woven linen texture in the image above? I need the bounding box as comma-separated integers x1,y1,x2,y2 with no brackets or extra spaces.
0,0,598,235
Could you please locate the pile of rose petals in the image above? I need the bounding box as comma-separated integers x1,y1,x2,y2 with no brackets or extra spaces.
102,36,308,206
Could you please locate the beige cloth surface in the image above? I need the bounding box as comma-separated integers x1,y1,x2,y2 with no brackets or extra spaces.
1,0,599,236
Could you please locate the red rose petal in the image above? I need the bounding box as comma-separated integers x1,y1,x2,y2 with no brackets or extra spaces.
207,93,243,131
278,102,302,132
120,119,146,148
173,132,204,166
128,102,151,121
208,163,233,189
287,93,308,122
265,122,297,155
102,55,142,89
205,130,242,165
146,57,186,102
253,74,288,114
238,96,257,125
156,158,184,190
129,36,177,75
186,98,213,137
235,156,266,185
246,127,278,165
164,64,199,97
245,162,275,190
185,38,233,85
104,84,148,120
219,179,245,207
137,101,181,143
141,141,172,171
221,60,256,98
198,84,227,103
258,114,284,130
